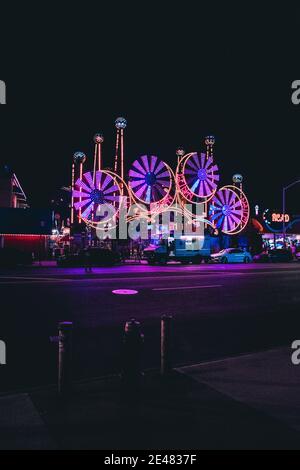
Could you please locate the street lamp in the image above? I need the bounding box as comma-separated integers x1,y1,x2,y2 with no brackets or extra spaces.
282,179,300,246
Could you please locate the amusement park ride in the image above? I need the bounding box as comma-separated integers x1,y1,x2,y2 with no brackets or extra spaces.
70,118,250,240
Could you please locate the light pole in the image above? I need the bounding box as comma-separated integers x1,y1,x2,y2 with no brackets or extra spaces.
282,179,300,247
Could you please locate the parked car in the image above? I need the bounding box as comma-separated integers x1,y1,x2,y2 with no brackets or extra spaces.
57,248,121,267
268,249,293,263
0,247,33,267
211,248,252,264
253,251,270,263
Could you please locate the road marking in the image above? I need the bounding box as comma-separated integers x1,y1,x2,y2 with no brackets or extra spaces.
152,284,222,291
112,289,139,295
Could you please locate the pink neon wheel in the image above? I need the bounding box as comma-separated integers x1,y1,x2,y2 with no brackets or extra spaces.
183,152,219,198
72,171,121,221
210,186,246,233
129,155,172,204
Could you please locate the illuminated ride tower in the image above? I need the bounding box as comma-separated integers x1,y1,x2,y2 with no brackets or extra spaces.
72,123,126,234
175,136,219,233
71,151,86,225
93,133,104,177
114,117,127,191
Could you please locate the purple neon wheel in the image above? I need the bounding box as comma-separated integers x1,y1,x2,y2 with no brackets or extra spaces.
72,171,121,220
129,155,172,204
209,187,243,233
183,152,219,198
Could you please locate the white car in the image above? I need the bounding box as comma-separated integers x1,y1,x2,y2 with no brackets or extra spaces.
211,248,252,264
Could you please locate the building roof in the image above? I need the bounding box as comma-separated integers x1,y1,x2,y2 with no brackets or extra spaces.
0,208,52,235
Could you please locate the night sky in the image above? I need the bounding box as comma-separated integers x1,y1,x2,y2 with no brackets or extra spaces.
0,4,299,213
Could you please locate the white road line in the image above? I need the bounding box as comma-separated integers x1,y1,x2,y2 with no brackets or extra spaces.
152,284,223,291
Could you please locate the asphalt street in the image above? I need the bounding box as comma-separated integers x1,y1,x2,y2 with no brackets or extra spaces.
1,262,300,391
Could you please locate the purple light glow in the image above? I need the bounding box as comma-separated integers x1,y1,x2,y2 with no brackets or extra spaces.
72,171,121,220
129,155,171,204
183,153,219,198
210,188,243,232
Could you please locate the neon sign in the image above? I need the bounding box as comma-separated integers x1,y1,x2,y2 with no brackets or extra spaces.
272,213,290,223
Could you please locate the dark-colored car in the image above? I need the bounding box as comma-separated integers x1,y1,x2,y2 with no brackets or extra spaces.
57,248,121,267
253,251,270,263
0,247,33,267
268,249,293,263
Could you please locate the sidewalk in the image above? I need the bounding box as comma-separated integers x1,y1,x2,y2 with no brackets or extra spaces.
1,348,300,449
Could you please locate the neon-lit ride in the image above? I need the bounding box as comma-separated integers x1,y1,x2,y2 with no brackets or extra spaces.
73,171,122,222
71,120,250,237
182,152,219,199
210,187,244,234
129,155,172,204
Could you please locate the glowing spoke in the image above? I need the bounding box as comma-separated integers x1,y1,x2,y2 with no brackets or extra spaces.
191,153,201,169
218,190,226,205
150,155,158,172
230,200,242,210
135,183,148,199
191,179,200,193
84,172,95,190
105,195,121,202
217,215,225,228
74,199,90,210
72,190,91,199
203,181,211,195
95,171,102,190
133,159,147,175
104,184,119,195
200,153,205,168
141,155,150,172
229,214,241,226
208,164,218,173
198,180,204,197
75,179,91,193
101,174,113,191
211,212,221,221
154,183,167,196
230,209,243,216
227,217,234,231
154,160,165,175
155,170,170,178
205,157,213,169
156,177,170,185
225,190,231,205
130,179,146,189
81,202,94,219
145,186,152,202
187,159,198,171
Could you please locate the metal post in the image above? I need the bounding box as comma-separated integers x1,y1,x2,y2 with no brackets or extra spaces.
282,180,300,248
58,321,73,396
122,319,144,387
71,163,75,225
282,187,286,248
161,315,173,376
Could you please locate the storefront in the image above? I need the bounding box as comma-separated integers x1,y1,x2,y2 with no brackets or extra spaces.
261,209,300,250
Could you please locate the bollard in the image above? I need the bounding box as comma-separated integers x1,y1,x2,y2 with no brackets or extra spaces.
122,318,144,388
58,321,73,396
161,315,173,376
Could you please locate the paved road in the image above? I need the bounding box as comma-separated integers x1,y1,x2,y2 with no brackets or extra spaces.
1,262,300,391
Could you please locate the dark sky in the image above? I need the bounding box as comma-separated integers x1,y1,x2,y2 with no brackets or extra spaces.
0,4,299,213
